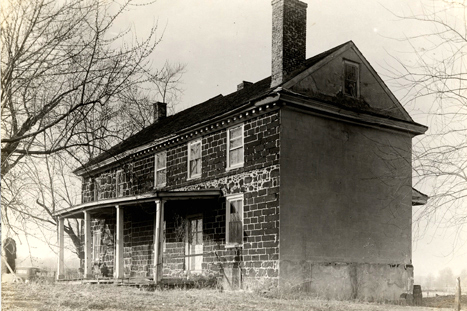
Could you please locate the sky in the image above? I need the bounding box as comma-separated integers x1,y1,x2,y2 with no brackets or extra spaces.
12,0,466,279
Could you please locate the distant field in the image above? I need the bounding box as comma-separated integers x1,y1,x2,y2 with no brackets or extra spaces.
2,283,465,311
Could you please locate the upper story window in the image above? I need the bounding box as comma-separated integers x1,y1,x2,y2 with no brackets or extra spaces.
94,177,101,201
116,170,124,197
187,139,202,179
155,151,167,188
226,194,244,246
343,61,359,98
227,124,244,170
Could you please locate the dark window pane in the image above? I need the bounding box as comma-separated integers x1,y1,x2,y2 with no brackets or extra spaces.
344,63,358,97
229,221,243,244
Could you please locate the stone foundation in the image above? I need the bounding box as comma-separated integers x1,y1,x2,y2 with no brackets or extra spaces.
280,260,413,301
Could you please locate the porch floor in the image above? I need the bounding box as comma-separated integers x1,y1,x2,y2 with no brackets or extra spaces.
56,277,198,289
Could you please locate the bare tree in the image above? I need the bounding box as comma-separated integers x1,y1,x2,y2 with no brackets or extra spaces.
385,0,467,241
1,152,83,258
1,0,185,261
116,62,185,132
1,0,161,177
151,61,186,115
435,267,455,291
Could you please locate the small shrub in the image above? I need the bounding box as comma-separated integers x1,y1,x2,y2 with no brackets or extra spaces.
191,274,219,289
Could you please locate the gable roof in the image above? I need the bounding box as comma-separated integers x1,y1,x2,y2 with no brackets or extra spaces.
75,41,425,175
284,41,414,122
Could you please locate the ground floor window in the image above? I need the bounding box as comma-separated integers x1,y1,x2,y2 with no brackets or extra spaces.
226,194,244,246
92,230,102,262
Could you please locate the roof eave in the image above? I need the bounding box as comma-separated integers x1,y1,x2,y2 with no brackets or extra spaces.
74,92,280,177
279,92,428,136
412,188,429,206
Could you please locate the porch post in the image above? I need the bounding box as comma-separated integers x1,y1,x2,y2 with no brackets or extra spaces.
84,211,93,279
158,200,165,281
57,217,65,280
115,205,124,279
153,200,165,283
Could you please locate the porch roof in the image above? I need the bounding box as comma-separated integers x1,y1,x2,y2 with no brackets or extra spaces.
53,189,223,218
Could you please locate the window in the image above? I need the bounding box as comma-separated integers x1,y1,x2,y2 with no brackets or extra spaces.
94,178,101,201
92,230,102,263
344,61,359,98
116,170,124,197
185,216,203,272
226,194,244,246
97,177,105,200
227,124,244,169
155,151,167,187
187,139,202,179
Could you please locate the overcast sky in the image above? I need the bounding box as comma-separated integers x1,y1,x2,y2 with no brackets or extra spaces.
16,0,466,278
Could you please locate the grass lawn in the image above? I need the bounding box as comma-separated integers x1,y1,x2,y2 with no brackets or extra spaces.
1,283,463,311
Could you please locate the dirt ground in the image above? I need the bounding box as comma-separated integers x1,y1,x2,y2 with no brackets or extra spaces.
1,283,466,311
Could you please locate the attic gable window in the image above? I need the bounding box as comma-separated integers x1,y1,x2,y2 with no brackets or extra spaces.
187,139,202,179
227,124,244,170
155,151,167,188
344,61,360,98
226,194,244,246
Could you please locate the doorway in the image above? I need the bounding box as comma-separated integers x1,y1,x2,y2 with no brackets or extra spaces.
185,215,203,274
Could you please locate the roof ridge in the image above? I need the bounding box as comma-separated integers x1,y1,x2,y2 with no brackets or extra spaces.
75,41,362,173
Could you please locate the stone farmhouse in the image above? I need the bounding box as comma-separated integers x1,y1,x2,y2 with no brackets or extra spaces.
54,0,428,300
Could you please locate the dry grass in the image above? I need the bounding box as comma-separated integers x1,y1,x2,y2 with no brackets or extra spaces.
1,283,462,311
423,295,467,309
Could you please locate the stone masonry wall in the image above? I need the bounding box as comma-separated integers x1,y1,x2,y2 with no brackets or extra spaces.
165,111,281,288
168,165,280,289
82,160,151,204
81,110,281,284
90,217,116,275
122,207,155,278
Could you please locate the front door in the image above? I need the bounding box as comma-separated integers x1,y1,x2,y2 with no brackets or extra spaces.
186,216,203,274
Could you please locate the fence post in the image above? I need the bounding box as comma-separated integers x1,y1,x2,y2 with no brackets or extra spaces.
454,277,461,311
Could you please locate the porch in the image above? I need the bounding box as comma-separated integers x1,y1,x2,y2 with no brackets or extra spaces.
53,190,223,284
56,276,208,290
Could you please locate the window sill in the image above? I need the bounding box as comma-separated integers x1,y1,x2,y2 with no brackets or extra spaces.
225,243,243,249
186,175,201,181
226,163,244,172
343,93,359,99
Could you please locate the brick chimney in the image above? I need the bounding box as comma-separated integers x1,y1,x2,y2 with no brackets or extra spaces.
271,0,308,88
153,102,167,123
237,81,253,91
